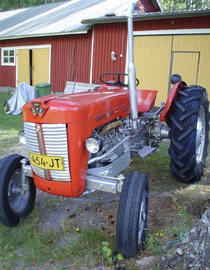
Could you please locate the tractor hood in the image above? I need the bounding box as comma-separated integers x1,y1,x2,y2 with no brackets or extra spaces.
22,87,130,124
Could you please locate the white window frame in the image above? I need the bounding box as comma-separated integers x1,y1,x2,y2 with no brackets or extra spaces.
1,48,16,66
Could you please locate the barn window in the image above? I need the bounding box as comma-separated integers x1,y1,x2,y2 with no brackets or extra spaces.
1,48,15,66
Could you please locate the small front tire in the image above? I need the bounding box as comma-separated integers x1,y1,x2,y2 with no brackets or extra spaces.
116,171,149,257
0,154,36,226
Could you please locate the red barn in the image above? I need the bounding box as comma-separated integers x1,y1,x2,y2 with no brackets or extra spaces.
0,0,209,105
0,0,160,92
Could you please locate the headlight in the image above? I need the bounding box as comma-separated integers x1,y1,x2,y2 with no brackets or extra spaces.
18,129,26,145
85,136,103,154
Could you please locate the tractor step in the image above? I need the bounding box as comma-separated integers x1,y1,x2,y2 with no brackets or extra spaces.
138,146,157,158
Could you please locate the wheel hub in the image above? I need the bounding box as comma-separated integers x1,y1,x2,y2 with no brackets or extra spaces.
138,191,147,245
8,170,30,213
196,106,206,164
9,182,22,197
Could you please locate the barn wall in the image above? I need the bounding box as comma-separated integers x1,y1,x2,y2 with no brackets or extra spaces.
0,63,16,87
92,22,128,85
133,15,210,31
0,32,92,92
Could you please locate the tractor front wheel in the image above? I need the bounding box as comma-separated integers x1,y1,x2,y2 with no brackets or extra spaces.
116,171,149,257
169,85,209,182
0,154,36,226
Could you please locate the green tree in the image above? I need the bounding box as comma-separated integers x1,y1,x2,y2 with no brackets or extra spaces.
160,0,210,10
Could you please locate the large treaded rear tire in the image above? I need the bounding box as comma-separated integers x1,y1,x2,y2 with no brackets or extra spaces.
169,85,209,183
0,154,36,226
116,171,149,257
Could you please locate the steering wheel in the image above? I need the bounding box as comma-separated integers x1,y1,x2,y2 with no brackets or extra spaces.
100,72,139,87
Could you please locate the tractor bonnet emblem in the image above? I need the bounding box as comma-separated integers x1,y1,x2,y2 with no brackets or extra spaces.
30,102,45,117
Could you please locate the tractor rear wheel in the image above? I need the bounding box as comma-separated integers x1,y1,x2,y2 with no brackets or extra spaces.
116,171,149,257
0,154,36,226
169,85,209,182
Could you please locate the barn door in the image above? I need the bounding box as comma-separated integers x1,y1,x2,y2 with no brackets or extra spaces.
169,51,200,90
17,49,30,85
134,36,172,106
17,47,50,86
32,48,50,86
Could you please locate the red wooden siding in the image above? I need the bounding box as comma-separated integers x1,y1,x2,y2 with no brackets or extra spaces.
133,16,210,31
0,65,16,87
50,33,92,91
0,32,92,92
92,23,128,85
137,0,158,12
0,46,16,86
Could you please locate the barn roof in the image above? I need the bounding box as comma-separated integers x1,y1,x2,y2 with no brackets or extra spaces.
0,0,161,40
82,8,210,24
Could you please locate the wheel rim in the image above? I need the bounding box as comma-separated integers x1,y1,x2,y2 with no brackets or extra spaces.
8,168,30,213
196,106,206,164
138,190,147,245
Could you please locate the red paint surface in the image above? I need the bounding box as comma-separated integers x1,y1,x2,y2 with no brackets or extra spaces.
92,23,128,85
162,81,187,125
137,89,157,113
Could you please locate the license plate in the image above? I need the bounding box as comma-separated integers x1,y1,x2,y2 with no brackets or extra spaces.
29,152,64,171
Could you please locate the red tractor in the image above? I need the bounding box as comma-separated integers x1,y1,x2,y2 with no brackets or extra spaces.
0,4,209,258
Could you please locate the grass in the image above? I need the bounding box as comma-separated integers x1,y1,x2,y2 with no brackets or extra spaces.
0,91,23,130
0,206,113,269
0,209,57,268
0,91,23,155
166,204,194,239
144,203,194,256
144,232,162,255
54,229,113,263
124,142,186,194
130,144,170,174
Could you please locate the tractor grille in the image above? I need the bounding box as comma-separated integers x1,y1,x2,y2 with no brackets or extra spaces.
24,122,71,181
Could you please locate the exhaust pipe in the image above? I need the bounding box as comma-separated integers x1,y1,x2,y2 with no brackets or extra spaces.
127,2,138,130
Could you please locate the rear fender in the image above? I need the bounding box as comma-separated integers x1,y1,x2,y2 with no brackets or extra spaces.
137,89,158,113
160,81,187,126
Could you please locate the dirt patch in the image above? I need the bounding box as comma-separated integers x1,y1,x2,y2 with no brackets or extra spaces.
36,191,119,235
